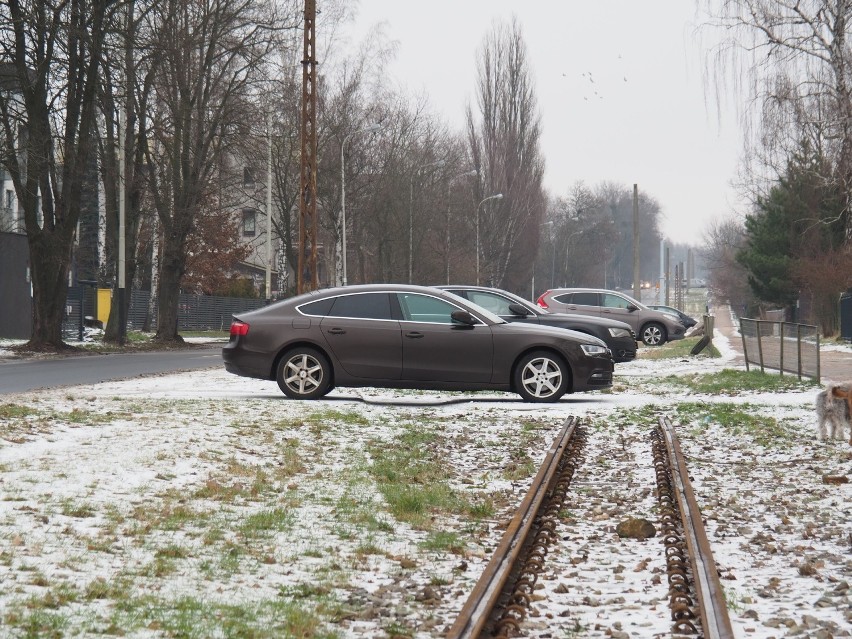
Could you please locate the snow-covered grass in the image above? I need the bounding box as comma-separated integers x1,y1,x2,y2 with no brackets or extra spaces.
0,331,850,638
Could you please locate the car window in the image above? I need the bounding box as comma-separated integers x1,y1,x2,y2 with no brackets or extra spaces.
298,297,335,317
552,293,573,304
327,293,393,320
467,291,513,315
601,293,632,310
566,292,599,306
397,293,465,324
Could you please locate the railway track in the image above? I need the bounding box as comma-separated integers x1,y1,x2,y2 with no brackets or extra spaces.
448,415,735,639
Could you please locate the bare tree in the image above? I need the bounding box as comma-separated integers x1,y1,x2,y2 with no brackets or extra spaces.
466,17,546,293
0,0,113,350
142,0,280,342
98,0,162,344
699,216,754,313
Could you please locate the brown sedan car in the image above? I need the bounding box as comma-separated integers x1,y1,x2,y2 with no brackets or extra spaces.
222,284,614,402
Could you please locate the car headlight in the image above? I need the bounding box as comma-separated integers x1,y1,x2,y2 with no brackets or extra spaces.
608,327,632,338
581,343,609,356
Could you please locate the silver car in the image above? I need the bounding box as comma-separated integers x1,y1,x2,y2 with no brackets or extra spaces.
535,288,686,346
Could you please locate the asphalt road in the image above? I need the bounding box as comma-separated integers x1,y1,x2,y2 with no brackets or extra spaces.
0,347,223,395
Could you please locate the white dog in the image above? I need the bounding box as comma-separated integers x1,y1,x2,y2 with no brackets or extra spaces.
816,383,852,443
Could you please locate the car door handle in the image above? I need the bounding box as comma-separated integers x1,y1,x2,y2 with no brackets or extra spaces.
327,328,346,335
405,332,424,339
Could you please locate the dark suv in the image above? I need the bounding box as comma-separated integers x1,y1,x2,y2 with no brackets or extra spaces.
440,285,638,362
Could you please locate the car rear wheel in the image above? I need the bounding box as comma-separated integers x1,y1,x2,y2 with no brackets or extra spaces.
514,350,570,402
641,322,667,346
277,347,331,399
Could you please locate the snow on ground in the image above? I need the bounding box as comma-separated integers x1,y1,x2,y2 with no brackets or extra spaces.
0,330,850,638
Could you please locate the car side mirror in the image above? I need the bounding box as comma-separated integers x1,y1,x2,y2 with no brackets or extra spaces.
627,304,638,312
451,310,477,326
508,303,530,317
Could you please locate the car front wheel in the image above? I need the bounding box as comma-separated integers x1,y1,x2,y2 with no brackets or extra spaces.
276,347,332,399
514,350,570,402
641,322,667,346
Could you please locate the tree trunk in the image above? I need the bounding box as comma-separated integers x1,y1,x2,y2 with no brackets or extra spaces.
27,231,75,350
154,228,186,342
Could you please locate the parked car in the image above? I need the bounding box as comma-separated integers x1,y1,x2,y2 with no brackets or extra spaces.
223,284,614,402
439,285,638,363
536,287,686,346
647,304,697,329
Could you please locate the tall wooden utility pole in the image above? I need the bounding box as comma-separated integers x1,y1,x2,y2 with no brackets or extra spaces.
632,184,641,301
298,0,319,293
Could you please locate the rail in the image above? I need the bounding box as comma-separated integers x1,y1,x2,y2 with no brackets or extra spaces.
653,416,735,638
446,417,584,639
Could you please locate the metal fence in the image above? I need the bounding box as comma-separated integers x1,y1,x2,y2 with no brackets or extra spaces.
127,290,267,331
739,318,820,381
62,288,267,338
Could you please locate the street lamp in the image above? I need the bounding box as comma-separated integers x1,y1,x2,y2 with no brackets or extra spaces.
446,169,477,284
340,122,383,286
476,193,503,286
409,159,445,283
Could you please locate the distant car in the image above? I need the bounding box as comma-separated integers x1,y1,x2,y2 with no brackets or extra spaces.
647,305,697,329
536,287,687,346
222,284,614,402
439,285,638,363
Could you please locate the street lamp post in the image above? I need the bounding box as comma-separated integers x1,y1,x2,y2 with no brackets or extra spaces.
265,115,273,301
340,122,382,286
446,169,477,284
476,193,503,286
409,159,445,284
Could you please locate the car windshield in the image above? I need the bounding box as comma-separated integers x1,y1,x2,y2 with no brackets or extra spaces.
442,291,506,324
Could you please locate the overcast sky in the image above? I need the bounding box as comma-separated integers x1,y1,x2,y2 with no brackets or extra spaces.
342,1,745,247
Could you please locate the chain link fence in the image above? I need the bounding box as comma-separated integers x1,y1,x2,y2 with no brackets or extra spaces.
739,318,820,381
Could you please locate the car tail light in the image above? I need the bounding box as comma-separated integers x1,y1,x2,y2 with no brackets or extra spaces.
230,320,249,337
536,291,551,309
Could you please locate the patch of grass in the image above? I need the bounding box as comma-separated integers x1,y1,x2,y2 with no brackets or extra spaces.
464,496,495,519
502,449,536,481
676,402,793,448
354,540,384,557
142,555,178,578
239,507,294,537
124,500,211,537
420,530,465,554
155,543,191,559
380,482,461,527
84,576,133,601
639,336,721,360
383,621,415,638
279,583,331,599
60,500,96,518
109,594,341,639
2,608,68,638
335,492,395,533
660,368,817,394
366,425,496,528
305,409,370,427
0,403,38,419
